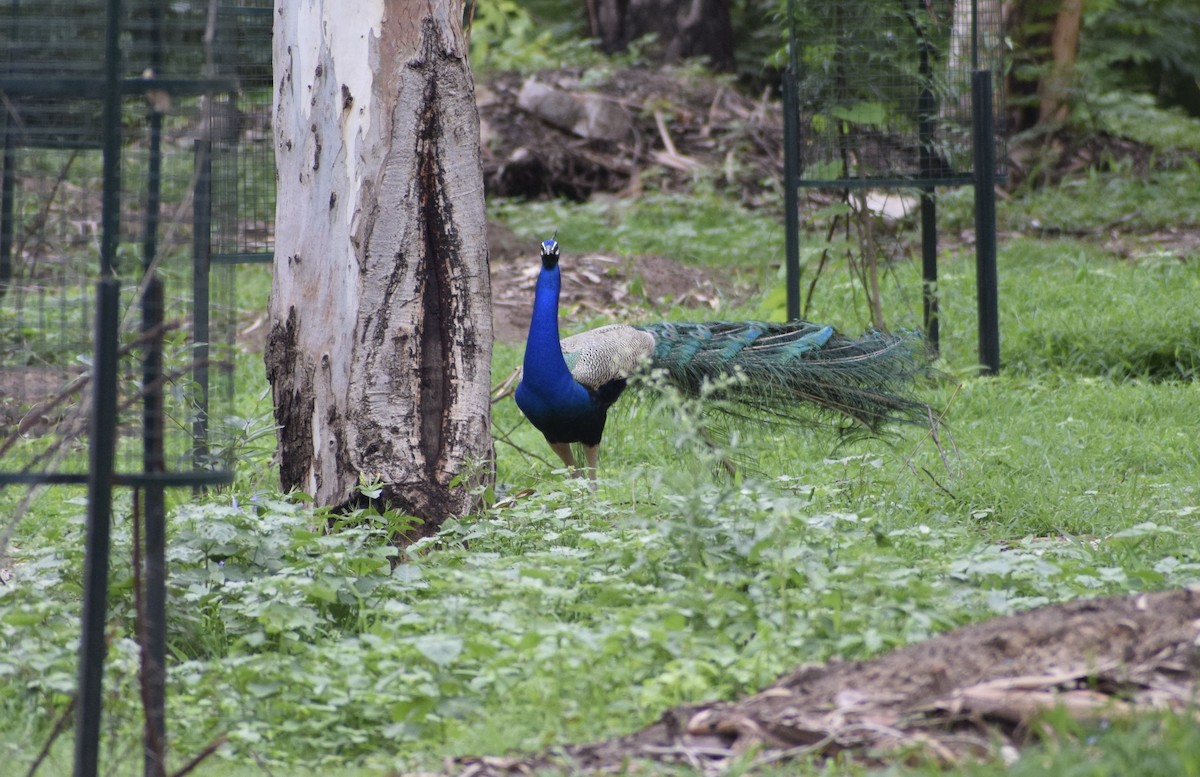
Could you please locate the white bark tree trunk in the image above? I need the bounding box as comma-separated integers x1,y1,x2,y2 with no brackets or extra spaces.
267,0,492,531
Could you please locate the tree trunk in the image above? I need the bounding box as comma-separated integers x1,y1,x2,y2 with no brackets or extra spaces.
267,0,493,532
1005,0,1084,132
589,0,735,72
1038,0,1085,125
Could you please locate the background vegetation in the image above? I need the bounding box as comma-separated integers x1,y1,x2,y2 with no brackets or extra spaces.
2,0,1199,774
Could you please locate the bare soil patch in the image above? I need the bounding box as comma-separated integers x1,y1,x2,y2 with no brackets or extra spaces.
0,366,84,437
489,222,740,344
452,588,1200,774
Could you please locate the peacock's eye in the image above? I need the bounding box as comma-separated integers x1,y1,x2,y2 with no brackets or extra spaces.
540,238,560,256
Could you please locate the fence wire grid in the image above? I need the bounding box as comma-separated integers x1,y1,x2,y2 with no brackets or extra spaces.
787,0,1006,185
1,0,274,485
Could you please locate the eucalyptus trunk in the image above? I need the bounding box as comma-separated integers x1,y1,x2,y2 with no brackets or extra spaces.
266,0,492,531
1038,0,1085,125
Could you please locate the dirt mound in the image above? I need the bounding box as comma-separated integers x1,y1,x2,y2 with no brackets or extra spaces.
452,588,1200,774
479,68,784,205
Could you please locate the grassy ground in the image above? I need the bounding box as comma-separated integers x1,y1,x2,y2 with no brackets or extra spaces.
3,155,1200,774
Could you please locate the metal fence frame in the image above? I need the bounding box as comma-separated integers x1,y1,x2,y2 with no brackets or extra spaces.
1,1,273,774
782,0,1005,372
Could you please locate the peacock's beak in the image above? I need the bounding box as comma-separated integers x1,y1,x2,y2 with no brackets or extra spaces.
540,237,560,269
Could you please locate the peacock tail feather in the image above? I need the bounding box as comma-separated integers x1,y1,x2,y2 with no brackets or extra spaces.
632,321,930,433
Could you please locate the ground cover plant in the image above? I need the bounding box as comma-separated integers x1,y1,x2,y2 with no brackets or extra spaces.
4,28,1200,777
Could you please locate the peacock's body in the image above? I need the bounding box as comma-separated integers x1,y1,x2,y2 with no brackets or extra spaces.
514,237,929,480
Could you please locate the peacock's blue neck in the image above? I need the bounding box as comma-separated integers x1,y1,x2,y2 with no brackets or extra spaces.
522,264,577,397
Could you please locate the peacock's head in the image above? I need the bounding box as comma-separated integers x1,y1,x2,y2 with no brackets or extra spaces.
540,235,560,269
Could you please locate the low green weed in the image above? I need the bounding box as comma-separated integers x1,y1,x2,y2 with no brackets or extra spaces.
5,421,1196,773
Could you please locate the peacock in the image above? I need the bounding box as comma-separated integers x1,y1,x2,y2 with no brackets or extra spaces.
514,237,930,481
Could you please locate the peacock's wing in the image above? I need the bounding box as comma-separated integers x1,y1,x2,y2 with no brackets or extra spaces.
560,324,656,391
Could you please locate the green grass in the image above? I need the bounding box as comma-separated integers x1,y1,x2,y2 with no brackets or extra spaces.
1091,92,1200,155
492,185,789,271
879,711,1200,777
4,133,1200,777
1001,163,1200,235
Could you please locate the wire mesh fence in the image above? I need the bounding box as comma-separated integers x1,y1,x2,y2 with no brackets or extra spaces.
781,0,1005,369
785,0,1006,186
210,3,273,265
0,0,274,486
2,3,274,773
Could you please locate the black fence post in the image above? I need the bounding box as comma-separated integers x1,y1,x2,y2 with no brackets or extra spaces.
99,0,122,277
917,26,940,353
920,192,939,350
1,0,17,298
783,0,802,322
192,139,212,478
971,70,1000,374
0,116,14,297
783,67,800,322
74,279,119,777
141,277,168,777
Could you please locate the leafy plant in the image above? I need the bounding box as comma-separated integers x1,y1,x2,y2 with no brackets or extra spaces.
1081,0,1200,115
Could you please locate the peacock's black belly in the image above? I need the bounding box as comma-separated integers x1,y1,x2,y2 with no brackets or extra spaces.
528,407,607,446
516,379,627,447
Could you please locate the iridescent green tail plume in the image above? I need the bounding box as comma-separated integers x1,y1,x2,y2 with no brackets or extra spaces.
636,320,931,432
